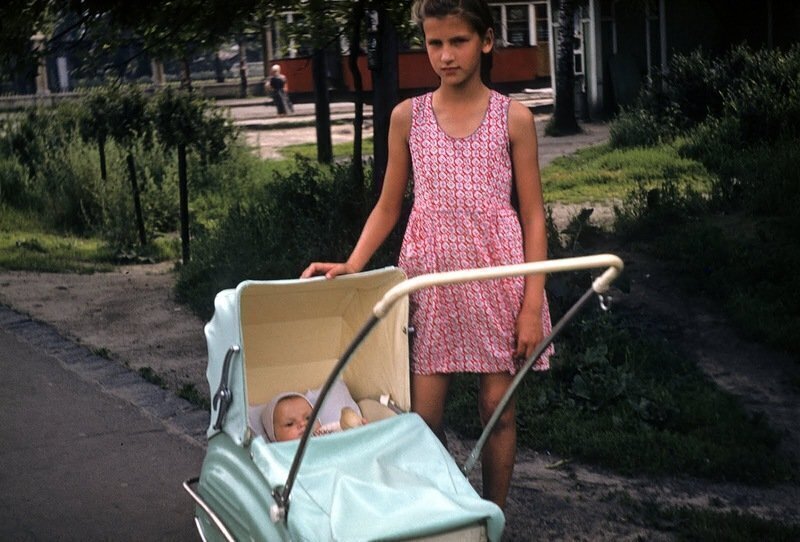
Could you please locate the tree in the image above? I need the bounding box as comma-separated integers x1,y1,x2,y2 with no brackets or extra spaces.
549,0,581,135
150,88,234,263
77,89,114,182
347,0,367,186
368,7,400,195
105,86,151,248
78,85,150,248
0,1,67,93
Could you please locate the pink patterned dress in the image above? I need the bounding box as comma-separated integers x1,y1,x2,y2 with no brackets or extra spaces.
399,91,554,375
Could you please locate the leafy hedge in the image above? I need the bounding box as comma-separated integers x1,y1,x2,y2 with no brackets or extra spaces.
175,157,410,319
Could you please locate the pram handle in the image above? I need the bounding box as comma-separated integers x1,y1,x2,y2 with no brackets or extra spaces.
374,254,623,318
277,254,623,520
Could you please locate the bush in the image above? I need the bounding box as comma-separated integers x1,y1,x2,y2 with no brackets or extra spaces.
0,85,240,254
0,155,31,208
175,157,407,318
609,107,669,148
610,45,800,149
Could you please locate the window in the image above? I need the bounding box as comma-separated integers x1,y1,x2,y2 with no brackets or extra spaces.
534,1,549,43
506,5,531,46
490,3,537,47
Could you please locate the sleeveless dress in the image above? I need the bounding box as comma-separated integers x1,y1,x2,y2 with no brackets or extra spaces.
399,91,554,375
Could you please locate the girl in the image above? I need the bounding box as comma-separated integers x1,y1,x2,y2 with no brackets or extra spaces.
301,0,553,509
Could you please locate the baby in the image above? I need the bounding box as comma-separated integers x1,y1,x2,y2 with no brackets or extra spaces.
262,392,320,442
262,390,366,442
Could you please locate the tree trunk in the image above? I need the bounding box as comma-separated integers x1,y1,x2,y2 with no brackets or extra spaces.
178,143,190,263
552,0,580,135
214,52,225,83
349,0,366,185
180,55,193,91
98,138,107,181
310,0,333,164
369,8,399,196
126,153,147,248
238,36,248,98
312,47,333,164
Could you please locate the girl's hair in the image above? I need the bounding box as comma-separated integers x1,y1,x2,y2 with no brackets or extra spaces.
412,0,494,38
412,0,495,85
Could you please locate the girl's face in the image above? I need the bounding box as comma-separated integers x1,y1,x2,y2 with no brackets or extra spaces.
273,396,315,441
423,14,493,87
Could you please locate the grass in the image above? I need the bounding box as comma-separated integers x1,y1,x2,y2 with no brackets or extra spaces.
0,205,178,272
278,137,374,160
0,207,115,273
445,310,795,485
541,143,714,204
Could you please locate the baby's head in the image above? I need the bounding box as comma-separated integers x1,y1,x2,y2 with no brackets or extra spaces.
262,392,319,442
270,64,281,75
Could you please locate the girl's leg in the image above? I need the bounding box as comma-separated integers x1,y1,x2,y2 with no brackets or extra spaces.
478,372,516,509
411,373,451,446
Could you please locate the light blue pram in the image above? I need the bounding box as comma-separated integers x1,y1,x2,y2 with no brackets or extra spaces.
184,255,623,541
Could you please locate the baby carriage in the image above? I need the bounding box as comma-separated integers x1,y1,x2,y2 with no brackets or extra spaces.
183,254,624,541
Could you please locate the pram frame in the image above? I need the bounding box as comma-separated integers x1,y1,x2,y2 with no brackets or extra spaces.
273,253,623,521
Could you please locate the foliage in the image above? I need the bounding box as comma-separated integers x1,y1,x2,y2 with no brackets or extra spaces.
175,156,407,318
607,45,800,357
610,44,800,149
0,84,237,256
267,0,416,56
446,307,794,484
149,87,233,156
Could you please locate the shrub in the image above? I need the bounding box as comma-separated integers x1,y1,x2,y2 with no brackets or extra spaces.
609,107,667,148
610,45,800,149
175,157,406,318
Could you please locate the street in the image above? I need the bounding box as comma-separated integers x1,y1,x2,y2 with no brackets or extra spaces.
0,310,205,541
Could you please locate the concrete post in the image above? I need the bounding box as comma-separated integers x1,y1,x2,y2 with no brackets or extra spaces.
31,32,50,96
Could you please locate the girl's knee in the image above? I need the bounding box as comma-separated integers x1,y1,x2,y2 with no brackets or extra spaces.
478,394,515,429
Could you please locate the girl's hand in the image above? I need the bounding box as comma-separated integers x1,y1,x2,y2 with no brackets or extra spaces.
514,309,544,361
300,262,357,279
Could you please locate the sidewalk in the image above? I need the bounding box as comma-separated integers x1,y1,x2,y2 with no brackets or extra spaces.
216,88,555,129
221,90,610,167
0,308,205,540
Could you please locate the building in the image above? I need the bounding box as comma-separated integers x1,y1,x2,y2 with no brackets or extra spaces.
267,0,800,117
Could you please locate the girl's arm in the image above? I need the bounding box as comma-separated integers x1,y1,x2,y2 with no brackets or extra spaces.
508,99,548,360
301,100,412,279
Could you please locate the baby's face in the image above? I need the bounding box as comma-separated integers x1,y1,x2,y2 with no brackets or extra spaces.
273,396,316,441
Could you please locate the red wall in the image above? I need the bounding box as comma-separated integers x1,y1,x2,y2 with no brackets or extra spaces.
271,46,540,94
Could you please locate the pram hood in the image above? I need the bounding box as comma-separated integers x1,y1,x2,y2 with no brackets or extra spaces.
204,267,410,445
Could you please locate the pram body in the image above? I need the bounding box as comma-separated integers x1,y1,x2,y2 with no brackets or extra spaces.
185,255,624,541
187,267,503,541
